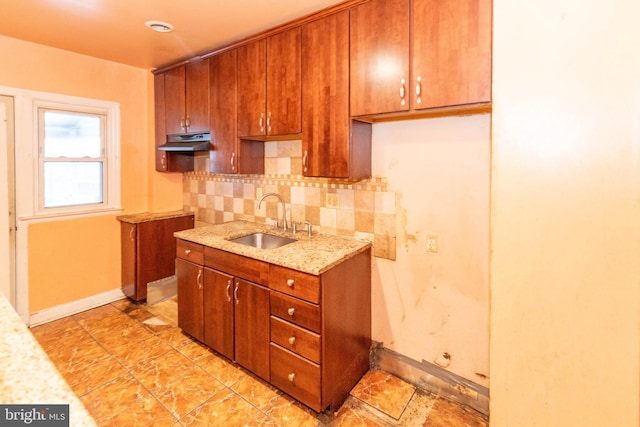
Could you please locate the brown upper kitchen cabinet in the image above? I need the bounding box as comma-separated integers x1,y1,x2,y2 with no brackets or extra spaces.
209,49,264,175
237,27,301,138
302,10,372,179
350,0,492,117
154,59,210,172
164,59,210,135
209,50,238,174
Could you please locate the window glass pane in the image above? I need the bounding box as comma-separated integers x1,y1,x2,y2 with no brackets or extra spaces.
43,162,103,208
43,111,102,158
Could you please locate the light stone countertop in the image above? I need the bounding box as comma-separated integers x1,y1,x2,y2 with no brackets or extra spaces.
174,220,372,275
116,210,194,224
0,294,96,426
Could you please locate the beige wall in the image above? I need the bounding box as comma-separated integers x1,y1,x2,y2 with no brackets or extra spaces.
491,0,640,425
371,115,491,387
0,35,181,312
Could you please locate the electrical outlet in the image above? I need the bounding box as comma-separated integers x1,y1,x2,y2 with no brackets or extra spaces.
326,193,339,208
426,234,438,253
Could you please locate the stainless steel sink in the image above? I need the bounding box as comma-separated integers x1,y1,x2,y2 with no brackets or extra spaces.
229,232,296,249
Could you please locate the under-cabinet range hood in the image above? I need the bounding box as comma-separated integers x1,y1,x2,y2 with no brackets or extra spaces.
158,132,211,152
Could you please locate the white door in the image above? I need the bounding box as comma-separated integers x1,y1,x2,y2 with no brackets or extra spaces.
0,95,16,306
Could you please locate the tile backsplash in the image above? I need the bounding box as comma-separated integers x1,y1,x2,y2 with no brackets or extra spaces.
184,140,396,260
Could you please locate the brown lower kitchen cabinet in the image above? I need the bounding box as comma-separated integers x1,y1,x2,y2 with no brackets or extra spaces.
175,237,371,413
177,243,271,382
118,212,194,301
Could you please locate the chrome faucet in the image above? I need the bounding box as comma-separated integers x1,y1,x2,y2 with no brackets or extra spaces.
257,193,287,230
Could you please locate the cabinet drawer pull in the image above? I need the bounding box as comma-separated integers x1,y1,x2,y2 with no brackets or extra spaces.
288,336,296,345
415,75,422,104
287,308,295,316
225,280,232,302
287,279,294,287
234,283,240,304
400,79,406,106
197,269,203,290
287,373,295,382
184,249,191,256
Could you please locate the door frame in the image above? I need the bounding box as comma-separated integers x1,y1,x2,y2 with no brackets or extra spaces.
0,96,16,307
1,88,31,322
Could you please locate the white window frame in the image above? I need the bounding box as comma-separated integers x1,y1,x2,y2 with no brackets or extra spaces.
17,90,121,221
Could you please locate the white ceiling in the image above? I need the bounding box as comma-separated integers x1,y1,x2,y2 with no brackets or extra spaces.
0,0,343,70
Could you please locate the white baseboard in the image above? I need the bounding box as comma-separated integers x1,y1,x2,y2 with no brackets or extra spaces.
27,288,127,327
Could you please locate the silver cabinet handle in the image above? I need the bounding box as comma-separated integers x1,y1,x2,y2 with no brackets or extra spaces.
287,279,294,287
234,282,240,304
287,307,295,316
288,336,296,345
230,152,235,171
185,116,191,132
288,373,295,382
185,249,191,256
129,226,135,242
225,280,232,302
180,117,186,132
259,113,264,132
400,79,406,106
303,151,308,173
267,111,272,132
415,76,422,104
196,269,203,290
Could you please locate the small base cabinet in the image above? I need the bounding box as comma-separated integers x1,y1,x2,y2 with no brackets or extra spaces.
176,238,371,413
118,213,194,301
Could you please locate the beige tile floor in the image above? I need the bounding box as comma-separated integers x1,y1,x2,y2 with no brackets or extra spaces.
30,298,488,426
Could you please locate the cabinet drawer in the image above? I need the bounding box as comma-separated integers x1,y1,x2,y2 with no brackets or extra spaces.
269,265,320,303
270,316,320,364
270,343,321,412
270,292,321,334
204,247,269,286
176,239,204,264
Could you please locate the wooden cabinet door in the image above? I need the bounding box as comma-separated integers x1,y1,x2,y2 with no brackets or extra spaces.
177,258,204,342
209,50,238,174
302,11,351,178
412,0,492,109
120,222,137,299
164,65,186,135
234,279,270,381
185,58,210,133
350,0,410,116
237,39,266,137
266,27,301,135
203,268,234,360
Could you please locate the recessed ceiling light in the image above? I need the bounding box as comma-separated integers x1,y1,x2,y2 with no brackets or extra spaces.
145,21,174,33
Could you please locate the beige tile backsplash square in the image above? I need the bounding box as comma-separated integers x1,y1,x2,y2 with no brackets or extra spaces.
183,140,397,260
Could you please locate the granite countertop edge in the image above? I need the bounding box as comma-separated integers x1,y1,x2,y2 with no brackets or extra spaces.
174,220,372,275
0,295,97,426
116,210,194,224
